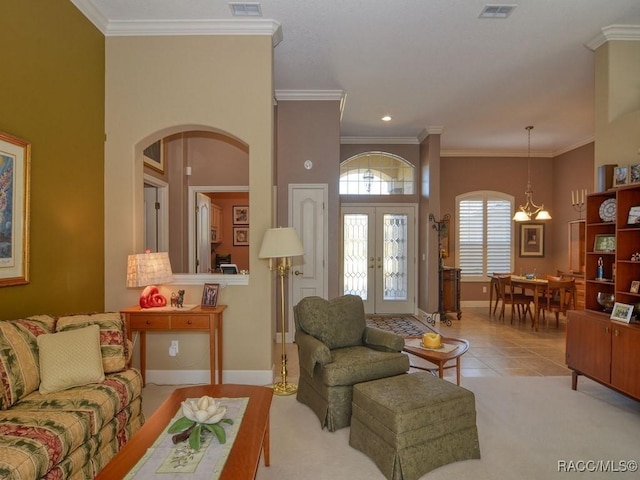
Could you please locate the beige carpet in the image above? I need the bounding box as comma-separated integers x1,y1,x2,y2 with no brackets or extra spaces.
254,376,640,480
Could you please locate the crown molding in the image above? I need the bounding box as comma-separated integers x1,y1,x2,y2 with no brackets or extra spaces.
586,24,640,51
417,126,445,143
274,90,345,101
70,1,282,44
70,0,109,33
440,149,555,158
552,136,594,157
275,90,347,120
341,137,419,145
107,19,282,45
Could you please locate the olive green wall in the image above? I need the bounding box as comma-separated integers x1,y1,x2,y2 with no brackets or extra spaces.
0,0,105,319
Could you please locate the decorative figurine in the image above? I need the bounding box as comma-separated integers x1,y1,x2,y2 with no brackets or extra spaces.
171,290,185,308
596,257,604,280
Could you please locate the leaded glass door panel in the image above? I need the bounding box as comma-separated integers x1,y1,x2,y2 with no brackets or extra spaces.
342,205,416,314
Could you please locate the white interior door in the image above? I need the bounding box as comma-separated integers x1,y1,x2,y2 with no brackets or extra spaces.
342,205,416,314
195,193,211,273
288,184,328,342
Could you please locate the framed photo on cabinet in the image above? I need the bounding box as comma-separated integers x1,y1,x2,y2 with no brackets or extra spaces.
610,302,633,323
613,166,628,187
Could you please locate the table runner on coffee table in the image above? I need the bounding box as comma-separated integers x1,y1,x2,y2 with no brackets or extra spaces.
124,397,248,479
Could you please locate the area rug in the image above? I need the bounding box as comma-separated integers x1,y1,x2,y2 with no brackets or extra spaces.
366,315,434,337
256,376,640,480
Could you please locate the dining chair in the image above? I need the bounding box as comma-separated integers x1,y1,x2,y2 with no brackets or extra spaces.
540,278,576,328
491,272,514,315
497,275,533,324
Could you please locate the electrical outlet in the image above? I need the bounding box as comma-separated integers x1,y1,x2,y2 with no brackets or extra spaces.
482,286,487,293
169,340,179,357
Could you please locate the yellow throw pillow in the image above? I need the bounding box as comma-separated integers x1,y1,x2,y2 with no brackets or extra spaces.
37,324,105,394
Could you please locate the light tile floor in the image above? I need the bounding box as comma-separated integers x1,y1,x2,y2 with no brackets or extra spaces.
279,305,571,385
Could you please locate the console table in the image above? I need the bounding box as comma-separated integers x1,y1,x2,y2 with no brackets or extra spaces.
120,305,226,386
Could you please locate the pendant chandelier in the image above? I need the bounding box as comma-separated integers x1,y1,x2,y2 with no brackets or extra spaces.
513,126,552,222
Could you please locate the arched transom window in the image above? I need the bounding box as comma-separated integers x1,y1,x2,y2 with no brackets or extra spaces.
340,152,415,195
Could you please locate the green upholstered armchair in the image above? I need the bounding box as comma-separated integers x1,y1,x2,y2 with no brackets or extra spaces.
293,295,410,431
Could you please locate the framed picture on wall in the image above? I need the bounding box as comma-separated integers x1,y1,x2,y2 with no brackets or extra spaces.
519,223,544,257
233,227,249,246
143,139,164,173
0,132,31,287
232,205,249,225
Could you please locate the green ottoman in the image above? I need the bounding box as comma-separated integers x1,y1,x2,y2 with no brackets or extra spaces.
349,372,480,480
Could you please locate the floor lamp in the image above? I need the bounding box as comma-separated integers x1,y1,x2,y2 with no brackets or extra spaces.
259,227,304,396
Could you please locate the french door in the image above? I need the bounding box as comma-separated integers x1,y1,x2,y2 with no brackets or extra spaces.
341,205,416,314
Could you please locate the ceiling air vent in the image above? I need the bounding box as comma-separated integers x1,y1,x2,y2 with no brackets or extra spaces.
479,5,516,19
229,3,262,17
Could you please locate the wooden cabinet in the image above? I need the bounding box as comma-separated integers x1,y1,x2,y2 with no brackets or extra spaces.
567,310,640,400
584,184,640,313
567,183,640,401
440,267,461,319
211,204,223,244
121,305,226,386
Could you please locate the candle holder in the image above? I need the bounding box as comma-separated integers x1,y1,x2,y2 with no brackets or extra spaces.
571,189,587,220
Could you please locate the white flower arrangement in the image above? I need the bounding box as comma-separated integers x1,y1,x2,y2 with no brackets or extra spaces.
167,396,233,450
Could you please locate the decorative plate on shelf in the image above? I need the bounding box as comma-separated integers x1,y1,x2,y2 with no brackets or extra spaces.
599,198,616,222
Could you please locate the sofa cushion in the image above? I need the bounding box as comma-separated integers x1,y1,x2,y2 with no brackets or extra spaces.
14,369,143,436
0,315,55,410
56,312,128,373
37,325,105,394
296,295,365,349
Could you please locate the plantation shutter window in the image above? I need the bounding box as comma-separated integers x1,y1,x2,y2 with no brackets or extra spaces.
457,192,513,280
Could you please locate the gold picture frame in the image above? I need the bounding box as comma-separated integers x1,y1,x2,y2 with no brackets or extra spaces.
519,223,544,257
0,132,30,286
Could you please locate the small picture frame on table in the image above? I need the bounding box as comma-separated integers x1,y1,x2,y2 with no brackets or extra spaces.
610,302,634,323
630,281,640,294
201,283,219,308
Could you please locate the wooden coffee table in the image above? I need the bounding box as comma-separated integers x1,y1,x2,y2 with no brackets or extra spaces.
95,384,273,480
403,337,469,385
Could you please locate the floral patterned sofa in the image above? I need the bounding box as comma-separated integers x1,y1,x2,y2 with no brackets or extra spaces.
0,313,144,479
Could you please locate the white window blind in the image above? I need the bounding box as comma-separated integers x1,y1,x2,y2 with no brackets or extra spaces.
457,192,513,280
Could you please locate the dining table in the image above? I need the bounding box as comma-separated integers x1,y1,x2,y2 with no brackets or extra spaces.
489,274,548,331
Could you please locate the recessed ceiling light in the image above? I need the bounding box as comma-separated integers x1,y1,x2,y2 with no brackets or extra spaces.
229,3,262,17
479,5,515,19
381,116,392,122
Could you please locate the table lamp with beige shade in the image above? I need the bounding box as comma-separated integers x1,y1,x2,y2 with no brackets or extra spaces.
126,251,174,308
259,227,304,395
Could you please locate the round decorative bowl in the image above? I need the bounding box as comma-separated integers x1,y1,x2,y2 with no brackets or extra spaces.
596,292,615,312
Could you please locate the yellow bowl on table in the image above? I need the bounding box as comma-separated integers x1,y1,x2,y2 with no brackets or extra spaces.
422,333,441,348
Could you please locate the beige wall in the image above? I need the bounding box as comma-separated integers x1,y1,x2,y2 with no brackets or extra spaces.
594,40,640,175
104,35,275,382
0,0,105,319
276,100,342,298
440,154,557,302
550,143,594,273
